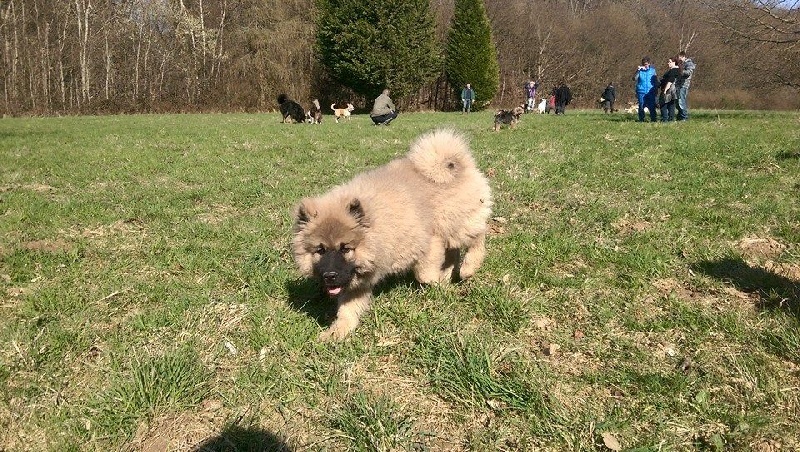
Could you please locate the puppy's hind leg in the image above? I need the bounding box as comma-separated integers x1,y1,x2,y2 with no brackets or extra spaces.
319,289,372,341
414,236,449,284
458,232,486,280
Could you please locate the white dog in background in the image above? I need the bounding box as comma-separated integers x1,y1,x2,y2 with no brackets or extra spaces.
331,103,355,123
536,99,547,114
624,103,649,115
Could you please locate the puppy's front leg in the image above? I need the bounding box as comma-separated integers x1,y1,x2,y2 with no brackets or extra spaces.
319,289,372,341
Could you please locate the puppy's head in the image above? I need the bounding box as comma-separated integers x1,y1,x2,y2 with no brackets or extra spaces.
293,198,370,296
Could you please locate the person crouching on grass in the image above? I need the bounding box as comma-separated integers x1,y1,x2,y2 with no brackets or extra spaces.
370,88,399,125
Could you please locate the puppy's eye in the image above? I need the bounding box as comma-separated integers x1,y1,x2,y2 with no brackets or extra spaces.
340,243,353,253
315,245,326,255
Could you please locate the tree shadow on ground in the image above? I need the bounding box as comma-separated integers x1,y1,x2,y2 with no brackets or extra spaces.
692,258,799,317
191,424,292,452
776,149,800,160
284,273,419,328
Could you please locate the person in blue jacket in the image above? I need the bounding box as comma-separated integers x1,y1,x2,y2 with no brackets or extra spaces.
634,56,658,122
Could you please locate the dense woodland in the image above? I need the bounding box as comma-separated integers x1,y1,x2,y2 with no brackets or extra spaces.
1,0,798,115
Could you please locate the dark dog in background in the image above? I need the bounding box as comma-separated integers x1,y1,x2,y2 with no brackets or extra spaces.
493,106,525,131
278,94,306,123
306,99,323,124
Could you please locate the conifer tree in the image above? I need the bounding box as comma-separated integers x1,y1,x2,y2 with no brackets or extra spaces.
445,0,499,110
316,0,441,100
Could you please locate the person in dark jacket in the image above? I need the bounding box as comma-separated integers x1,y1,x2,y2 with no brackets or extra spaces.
554,82,572,115
461,83,476,113
601,83,616,113
658,56,680,122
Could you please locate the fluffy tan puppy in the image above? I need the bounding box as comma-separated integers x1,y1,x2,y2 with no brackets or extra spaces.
292,129,492,341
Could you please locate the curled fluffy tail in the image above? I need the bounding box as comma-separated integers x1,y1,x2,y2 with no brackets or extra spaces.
407,129,477,184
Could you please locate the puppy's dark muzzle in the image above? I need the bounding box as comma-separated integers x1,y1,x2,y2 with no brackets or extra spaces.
323,271,338,285
315,251,356,297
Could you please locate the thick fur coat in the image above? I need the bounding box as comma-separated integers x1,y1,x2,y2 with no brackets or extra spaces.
292,129,493,340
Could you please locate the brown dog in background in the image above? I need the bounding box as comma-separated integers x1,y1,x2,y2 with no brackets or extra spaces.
493,106,525,131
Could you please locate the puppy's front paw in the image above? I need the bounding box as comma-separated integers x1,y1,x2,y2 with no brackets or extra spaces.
318,320,356,342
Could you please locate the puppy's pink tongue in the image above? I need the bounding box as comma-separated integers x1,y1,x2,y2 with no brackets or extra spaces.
327,287,342,296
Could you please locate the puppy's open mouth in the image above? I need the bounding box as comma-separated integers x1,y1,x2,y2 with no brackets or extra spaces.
325,285,343,297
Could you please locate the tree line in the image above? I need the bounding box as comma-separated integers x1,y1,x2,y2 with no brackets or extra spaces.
1,0,798,116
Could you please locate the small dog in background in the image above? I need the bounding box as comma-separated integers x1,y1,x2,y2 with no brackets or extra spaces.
306,99,322,124
624,103,648,115
536,99,547,114
493,106,525,131
278,94,306,123
331,102,355,123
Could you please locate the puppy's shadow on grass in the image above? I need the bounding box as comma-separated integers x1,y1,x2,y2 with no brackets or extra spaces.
692,258,799,317
192,424,292,452
285,278,337,326
285,274,420,327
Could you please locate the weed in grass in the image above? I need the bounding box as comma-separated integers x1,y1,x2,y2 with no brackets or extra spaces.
89,346,210,440
472,285,529,333
760,318,800,362
328,391,421,452
410,331,559,426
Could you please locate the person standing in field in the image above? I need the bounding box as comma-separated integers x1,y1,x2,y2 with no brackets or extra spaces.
658,56,680,122
601,82,616,113
676,50,696,121
524,80,538,113
461,83,476,113
634,56,658,122
554,82,572,115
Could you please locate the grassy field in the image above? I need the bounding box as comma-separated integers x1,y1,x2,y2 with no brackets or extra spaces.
1,109,799,451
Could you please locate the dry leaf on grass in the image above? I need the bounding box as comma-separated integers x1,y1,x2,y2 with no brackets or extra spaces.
602,432,622,451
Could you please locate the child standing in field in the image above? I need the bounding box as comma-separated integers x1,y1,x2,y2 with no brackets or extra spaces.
634,56,658,122
524,80,538,113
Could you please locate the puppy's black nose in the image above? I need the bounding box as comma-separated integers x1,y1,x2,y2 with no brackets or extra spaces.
323,271,338,283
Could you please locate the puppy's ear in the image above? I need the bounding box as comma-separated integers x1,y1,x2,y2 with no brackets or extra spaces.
348,198,369,227
294,199,317,229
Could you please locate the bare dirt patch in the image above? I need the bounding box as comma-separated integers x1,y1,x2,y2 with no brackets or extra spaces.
129,402,224,452
736,236,786,260
197,203,237,225
612,215,651,234
22,239,73,253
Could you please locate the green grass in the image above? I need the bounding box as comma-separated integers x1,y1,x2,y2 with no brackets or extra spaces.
1,109,798,450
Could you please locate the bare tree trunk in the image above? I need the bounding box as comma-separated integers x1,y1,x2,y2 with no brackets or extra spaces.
1,0,19,111
58,22,68,110
74,0,92,105
134,25,141,100
104,29,110,100
212,0,227,81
